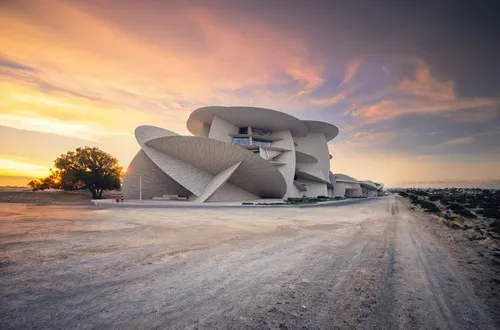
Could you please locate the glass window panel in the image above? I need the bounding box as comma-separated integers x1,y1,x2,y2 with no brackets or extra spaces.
252,128,272,136
252,139,272,147
238,127,249,134
232,137,250,145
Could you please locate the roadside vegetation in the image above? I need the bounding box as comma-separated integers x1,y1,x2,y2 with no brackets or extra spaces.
242,196,366,206
391,187,500,248
27,147,123,199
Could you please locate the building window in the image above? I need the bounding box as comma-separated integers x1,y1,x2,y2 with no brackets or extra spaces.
238,127,249,134
252,139,272,147
232,137,250,146
252,127,272,136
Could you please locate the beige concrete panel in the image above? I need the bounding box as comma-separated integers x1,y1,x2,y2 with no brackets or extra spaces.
122,150,191,199
361,187,377,197
360,180,378,190
333,181,362,197
294,133,330,182
208,116,238,143
259,148,282,160
329,171,335,185
303,120,339,142
269,129,299,198
333,173,358,183
187,106,309,137
295,168,331,184
135,125,178,145
201,123,211,137
206,182,258,202
141,143,213,197
129,125,213,198
295,151,318,163
333,182,346,197
345,185,363,197
296,179,328,197
145,136,286,198
197,161,242,202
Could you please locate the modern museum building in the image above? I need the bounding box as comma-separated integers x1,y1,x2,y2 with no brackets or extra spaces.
122,106,383,202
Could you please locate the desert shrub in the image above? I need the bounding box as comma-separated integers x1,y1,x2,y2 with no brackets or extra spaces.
446,202,477,218
412,199,440,213
457,208,476,218
408,189,429,197
429,195,443,201
483,208,500,220
449,194,467,204
286,197,318,205
480,202,497,209
408,194,419,201
447,202,464,212
398,191,409,198
490,220,500,234
255,202,286,205
440,198,451,205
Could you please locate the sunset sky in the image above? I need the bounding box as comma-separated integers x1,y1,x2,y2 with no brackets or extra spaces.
1,0,499,187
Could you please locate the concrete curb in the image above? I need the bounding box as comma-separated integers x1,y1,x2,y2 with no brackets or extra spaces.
91,196,384,209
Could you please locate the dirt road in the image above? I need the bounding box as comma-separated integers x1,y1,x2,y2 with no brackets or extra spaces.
1,196,499,329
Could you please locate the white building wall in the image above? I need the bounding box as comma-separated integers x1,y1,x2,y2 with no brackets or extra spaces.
294,133,330,182
296,179,328,197
208,116,238,143
333,181,363,197
269,129,301,198
207,182,259,202
122,150,192,199
333,182,346,197
197,161,242,202
345,184,363,197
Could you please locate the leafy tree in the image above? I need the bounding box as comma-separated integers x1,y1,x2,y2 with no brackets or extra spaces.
27,147,122,199
28,169,62,191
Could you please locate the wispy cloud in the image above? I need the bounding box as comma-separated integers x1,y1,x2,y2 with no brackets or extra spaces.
345,60,499,123
339,58,363,87
0,0,329,143
437,136,476,147
310,85,358,106
338,131,398,149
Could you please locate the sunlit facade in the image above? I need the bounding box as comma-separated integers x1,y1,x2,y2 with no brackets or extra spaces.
122,106,383,202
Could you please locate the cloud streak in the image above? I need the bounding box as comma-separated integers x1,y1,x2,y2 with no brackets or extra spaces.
310,85,358,106
345,60,500,123
437,136,475,147
339,58,363,87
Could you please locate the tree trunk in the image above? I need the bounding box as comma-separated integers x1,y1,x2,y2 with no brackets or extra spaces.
90,188,99,199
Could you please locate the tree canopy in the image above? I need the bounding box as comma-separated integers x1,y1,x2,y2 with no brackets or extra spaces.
28,147,122,199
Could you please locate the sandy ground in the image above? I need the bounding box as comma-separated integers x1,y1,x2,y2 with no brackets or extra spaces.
0,196,499,329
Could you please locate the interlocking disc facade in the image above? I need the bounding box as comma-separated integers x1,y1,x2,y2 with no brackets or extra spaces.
122,106,383,202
